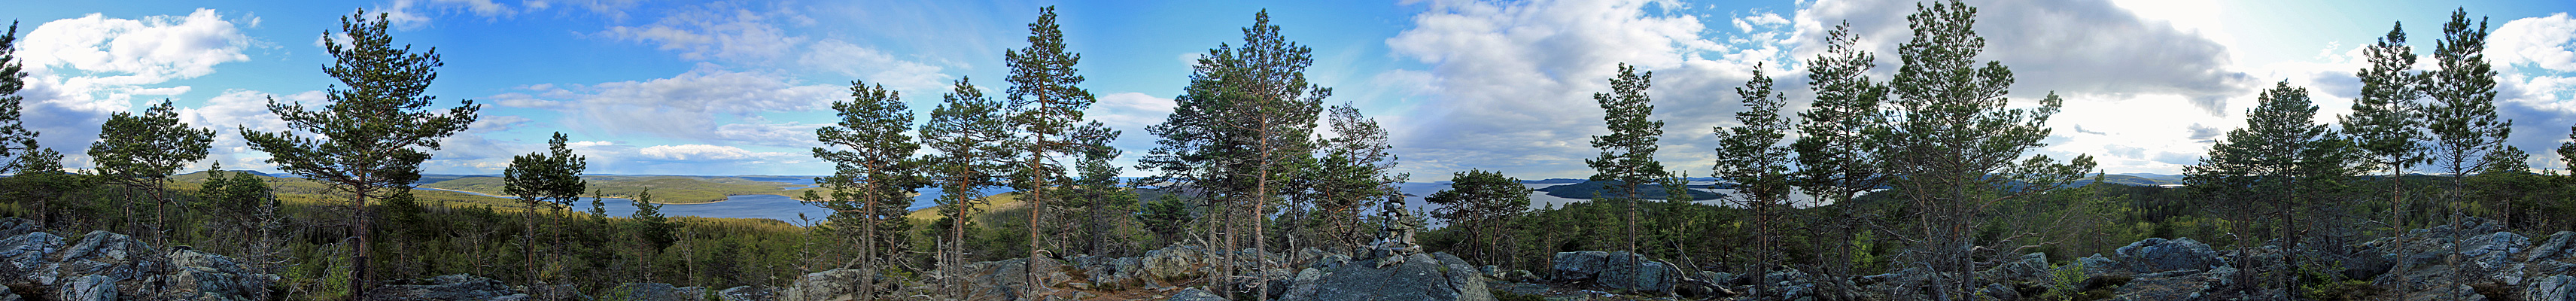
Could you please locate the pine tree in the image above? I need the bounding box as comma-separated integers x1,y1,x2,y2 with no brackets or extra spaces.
239,10,482,295
807,79,926,299
2424,8,2510,225
503,132,586,290
1880,2,2094,297
1066,122,1126,257
921,78,1011,299
2185,81,2358,293
2343,21,2428,232
1586,62,1663,293
1139,11,1328,297
1001,8,1107,296
1714,64,1793,298
1309,103,1402,254
1790,22,1889,295
89,99,215,246
0,21,37,166
1423,169,1528,266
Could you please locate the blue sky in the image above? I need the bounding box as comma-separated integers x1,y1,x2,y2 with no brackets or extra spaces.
6,0,2576,180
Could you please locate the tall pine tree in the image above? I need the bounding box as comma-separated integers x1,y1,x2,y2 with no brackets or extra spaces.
807,80,926,299
2341,22,2428,232
1139,11,1328,297
1587,62,1663,293
921,78,1011,299
1000,8,1107,296
1791,22,1890,294
1714,65,1793,299
240,10,482,296
2423,8,2510,225
1880,2,2094,298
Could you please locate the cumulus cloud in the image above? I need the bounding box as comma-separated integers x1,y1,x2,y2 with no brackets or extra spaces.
1384,0,1756,178
490,64,841,147
601,2,809,62
1792,0,2257,117
2495,13,2576,72
14,9,252,169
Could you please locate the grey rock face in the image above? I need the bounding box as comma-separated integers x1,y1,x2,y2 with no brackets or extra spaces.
1550,251,1608,281
2114,238,2218,274
369,274,525,301
1167,287,1230,301
613,283,707,301
1278,252,1493,301
717,285,776,301
1546,251,1674,293
2528,275,2576,301
62,275,117,301
780,269,866,301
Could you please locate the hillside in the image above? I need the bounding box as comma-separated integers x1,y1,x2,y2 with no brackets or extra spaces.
421,175,801,204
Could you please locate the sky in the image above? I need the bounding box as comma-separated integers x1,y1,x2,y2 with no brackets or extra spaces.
5,0,2576,181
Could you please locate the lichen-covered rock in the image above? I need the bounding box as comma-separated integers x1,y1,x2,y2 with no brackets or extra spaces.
1280,252,1494,301
61,274,117,301
2104,267,2234,301
1167,287,1229,301
717,285,775,301
613,283,707,301
780,269,866,301
2114,238,2217,274
369,274,525,301
0,231,64,287
2528,275,2576,301
1550,251,1609,281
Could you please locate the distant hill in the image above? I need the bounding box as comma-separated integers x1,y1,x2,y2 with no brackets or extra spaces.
1520,178,1586,184
1533,180,1724,200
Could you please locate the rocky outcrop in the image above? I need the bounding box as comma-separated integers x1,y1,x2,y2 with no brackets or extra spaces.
1166,287,1228,301
366,274,527,301
0,220,281,301
2114,237,2220,274
716,285,774,301
1547,251,1679,293
609,282,707,301
780,269,867,301
1278,252,1492,301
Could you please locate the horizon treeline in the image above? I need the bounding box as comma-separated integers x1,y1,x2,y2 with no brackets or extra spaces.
4,2,2576,301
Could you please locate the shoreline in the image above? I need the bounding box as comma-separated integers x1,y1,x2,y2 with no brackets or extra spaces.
412,187,784,205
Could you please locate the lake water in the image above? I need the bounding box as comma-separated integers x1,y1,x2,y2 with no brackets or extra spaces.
419,178,1803,227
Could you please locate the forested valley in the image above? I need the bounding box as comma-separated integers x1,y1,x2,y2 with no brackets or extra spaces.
2,1,2574,301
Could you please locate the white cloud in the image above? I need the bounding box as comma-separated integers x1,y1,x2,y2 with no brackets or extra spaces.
1087,92,1175,130
2494,13,2576,72
494,64,841,147
601,2,807,62
800,39,947,93
639,144,784,161
14,9,252,169
1377,0,2257,178
175,90,324,172
1385,0,1753,178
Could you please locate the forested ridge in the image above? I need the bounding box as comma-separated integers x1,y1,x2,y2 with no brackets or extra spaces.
2,2,2574,301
